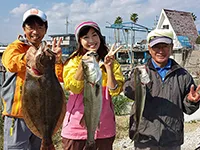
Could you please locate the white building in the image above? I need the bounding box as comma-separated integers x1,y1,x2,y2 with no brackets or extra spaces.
156,9,199,66
156,9,198,50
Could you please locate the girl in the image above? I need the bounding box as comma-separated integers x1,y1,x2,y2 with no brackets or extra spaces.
61,21,124,150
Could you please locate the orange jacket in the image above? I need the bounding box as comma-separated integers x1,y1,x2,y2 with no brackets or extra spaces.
1,39,63,118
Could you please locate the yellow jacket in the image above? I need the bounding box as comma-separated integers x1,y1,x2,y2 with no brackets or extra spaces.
63,55,124,96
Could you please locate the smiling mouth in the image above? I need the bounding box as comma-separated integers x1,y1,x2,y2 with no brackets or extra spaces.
31,36,40,40
89,43,97,48
90,46,95,48
157,54,166,57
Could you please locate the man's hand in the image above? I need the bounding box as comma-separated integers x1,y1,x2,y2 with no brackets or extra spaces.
187,84,200,102
52,38,62,63
26,46,37,63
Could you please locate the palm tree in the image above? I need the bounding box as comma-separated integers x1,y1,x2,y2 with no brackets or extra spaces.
114,16,123,24
191,12,197,21
130,13,138,47
114,16,123,43
130,13,138,23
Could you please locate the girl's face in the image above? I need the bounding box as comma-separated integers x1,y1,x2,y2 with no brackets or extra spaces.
80,28,100,53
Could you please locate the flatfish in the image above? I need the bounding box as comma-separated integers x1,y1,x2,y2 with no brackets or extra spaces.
22,41,66,150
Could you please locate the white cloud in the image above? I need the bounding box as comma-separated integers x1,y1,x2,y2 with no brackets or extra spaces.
70,0,89,14
10,4,33,17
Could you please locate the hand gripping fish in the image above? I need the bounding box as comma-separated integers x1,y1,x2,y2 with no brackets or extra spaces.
131,65,150,140
22,41,66,150
81,51,102,150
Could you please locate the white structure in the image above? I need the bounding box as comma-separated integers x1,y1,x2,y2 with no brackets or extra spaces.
156,9,198,50
0,47,6,53
47,34,76,59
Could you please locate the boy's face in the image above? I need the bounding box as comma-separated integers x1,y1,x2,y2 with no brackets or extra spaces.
23,20,47,48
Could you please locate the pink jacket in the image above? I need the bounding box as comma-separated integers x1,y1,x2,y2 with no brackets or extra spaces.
61,55,124,139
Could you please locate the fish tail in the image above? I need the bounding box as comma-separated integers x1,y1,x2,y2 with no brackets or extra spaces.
84,141,96,150
40,139,55,150
131,131,139,141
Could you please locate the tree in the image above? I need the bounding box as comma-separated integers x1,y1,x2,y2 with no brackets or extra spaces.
196,36,200,44
114,16,123,43
191,12,197,21
130,13,138,23
114,16,123,24
130,13,138,47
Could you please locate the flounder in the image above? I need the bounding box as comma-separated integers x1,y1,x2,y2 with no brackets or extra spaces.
22,41,66,150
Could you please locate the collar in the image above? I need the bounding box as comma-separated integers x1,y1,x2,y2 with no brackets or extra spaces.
151,58,171,70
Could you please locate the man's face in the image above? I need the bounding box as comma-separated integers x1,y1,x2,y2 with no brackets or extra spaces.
148,43,173,67
23,22,47,48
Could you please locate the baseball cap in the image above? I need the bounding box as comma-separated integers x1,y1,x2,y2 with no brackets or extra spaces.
147,29,174,47
75,21,100,42
23,8,47,23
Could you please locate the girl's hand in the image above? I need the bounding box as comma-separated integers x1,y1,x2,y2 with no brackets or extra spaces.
104,43,122,69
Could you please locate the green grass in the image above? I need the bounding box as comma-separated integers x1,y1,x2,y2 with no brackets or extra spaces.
112,94,133,116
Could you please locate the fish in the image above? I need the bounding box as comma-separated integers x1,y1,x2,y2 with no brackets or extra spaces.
22,41,66,150
131,65,149,140
81,51,102,149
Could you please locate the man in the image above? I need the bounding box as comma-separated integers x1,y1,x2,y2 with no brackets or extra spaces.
123,28,200,150
1,8,62,149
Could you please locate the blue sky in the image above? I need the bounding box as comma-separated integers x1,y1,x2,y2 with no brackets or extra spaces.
1,0,200,44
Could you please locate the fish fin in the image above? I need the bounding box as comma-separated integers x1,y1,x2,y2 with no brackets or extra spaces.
97,121,101,131
80,115,86,128
95,84,100,96
53,96,66,135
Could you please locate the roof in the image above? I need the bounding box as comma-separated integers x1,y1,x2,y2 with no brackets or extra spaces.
163,9,198,45
106,21,151,32
177,36,192,48
48,33,75,37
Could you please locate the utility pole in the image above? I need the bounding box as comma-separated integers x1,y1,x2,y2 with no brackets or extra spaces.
154,16,159,28
65,16,69,34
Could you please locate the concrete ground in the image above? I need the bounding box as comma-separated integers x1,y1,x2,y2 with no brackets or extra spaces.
182,49,200,122
184,108,200,122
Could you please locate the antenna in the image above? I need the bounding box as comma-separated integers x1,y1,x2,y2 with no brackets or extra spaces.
65,16,69,34
154,15,159,28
